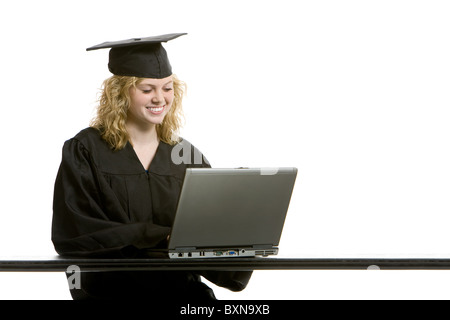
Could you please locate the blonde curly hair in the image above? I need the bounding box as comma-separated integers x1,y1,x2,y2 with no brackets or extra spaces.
90,74,185,150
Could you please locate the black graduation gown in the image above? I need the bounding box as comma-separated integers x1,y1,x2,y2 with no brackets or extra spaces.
51,127,252,300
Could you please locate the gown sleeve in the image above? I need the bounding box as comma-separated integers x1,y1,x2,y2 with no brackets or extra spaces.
51,138,171,258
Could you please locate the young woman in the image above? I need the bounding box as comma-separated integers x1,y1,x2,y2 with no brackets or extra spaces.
51,33,252,300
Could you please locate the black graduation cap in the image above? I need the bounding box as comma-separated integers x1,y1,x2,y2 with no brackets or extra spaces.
86,33,187,79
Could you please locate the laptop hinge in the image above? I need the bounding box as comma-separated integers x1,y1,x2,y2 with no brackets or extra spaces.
174,247,197,252
252,244,273,249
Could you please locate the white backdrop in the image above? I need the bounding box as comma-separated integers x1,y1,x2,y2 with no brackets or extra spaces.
1,0,450,300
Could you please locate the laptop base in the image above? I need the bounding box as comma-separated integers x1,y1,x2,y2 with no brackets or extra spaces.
169,248,279,259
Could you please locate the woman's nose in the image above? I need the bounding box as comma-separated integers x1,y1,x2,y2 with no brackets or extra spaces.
151,89,164,104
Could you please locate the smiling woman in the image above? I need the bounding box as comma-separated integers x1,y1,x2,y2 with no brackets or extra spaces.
51,33,252,300
90,74,186,151
135,78,174,117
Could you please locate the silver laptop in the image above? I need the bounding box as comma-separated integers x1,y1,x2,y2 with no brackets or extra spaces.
168,167,297,259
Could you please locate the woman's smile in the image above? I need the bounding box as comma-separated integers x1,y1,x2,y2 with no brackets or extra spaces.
146,105,165,115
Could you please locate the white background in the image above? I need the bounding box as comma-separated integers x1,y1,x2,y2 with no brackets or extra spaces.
0,0,450,299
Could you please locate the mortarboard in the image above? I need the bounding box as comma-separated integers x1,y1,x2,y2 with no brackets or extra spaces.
86,33,187,79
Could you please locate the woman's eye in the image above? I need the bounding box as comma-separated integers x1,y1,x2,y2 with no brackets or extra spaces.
142,90,152,94
164,88,173,92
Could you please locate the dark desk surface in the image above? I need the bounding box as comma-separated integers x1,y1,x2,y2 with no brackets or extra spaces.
2,256,450,272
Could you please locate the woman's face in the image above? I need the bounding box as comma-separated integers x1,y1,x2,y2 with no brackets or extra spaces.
127,75,174,127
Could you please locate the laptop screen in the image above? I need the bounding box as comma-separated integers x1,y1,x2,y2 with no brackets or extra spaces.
168,167,297,251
